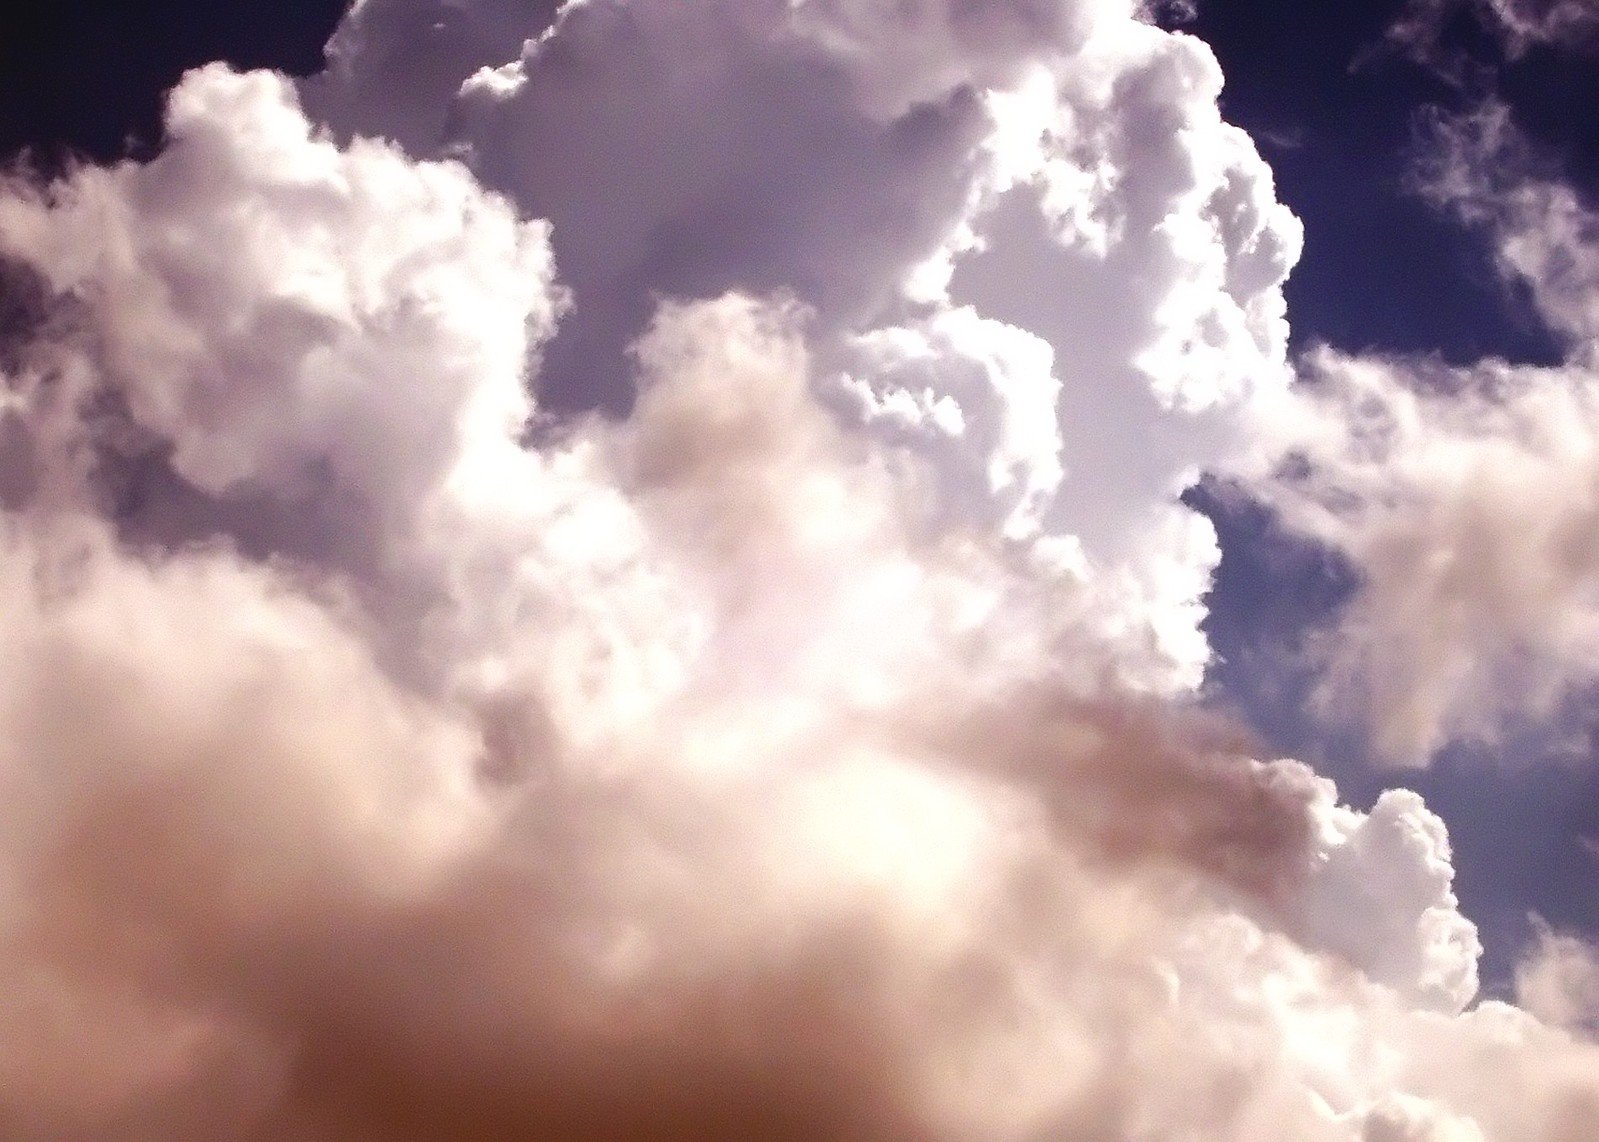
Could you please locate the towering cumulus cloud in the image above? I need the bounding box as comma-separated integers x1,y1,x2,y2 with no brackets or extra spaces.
0,2,1595,1139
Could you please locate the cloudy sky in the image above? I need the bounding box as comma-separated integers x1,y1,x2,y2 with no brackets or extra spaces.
1,0,1598,1137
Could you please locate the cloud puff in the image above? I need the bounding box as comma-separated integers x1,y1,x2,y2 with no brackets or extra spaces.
0,65,562,570
0,9,1592,1141
305,0,1302,692
1517,919,1599,1034
1298,784,1481,1012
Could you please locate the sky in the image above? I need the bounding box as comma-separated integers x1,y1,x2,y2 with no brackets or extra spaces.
1,0,1598,1138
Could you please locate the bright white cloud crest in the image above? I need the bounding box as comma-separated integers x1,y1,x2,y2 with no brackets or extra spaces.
0,2,1594,1138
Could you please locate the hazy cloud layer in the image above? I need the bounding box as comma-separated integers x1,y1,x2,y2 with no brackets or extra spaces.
1245,102,1599,765
0,5,1593,1140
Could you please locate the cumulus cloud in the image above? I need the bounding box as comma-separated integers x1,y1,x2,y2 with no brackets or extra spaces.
1298,785,1482,1012
0,5,1592,1141
303,0,1301,692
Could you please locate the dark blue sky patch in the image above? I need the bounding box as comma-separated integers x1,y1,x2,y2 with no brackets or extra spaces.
0,0,345,169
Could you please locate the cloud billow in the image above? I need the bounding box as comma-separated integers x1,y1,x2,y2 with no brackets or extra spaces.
0,2,1594,1139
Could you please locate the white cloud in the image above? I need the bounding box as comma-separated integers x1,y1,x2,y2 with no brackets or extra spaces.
0,7,1591,1139
1299,781,1482,1012
0,64,561,542
831,306,1063,541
